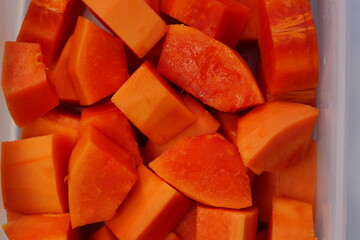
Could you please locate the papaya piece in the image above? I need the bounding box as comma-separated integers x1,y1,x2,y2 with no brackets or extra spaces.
149,133,252,209
1,42,59,127
252,140,317,223
257,0,318,94
88,226,117,240
257,62,316,106
144,0,160,13
212,110,241,144
160,0,249,47
1,135,72,214
236,0,258,41
83,0,166,58
269,197,317,240
157,25,264,112
106,165,193,240
50,36,79,104
17,0,81,67
112,61,196,145
6,210,25,222
166,232,181,240
68,126,137,228
236,101,319,174
68,16,129,105
21,108,80,147
142,94,220,164
3,214,78,240
79,102,143,166
175,204,258,240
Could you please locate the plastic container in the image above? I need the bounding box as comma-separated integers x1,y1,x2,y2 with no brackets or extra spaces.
0,0,348,239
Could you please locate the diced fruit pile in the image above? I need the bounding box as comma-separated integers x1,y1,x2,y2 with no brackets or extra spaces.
1,0,319,239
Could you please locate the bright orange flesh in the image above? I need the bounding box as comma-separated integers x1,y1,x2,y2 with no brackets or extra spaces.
175,204,258,240
1,42,59,127
106,165,193,240
236,101,319,174
82,0,166,58
2,135,73,214
112,61,196,144
68,127,137,228
150,133,252,209
142,94,219,164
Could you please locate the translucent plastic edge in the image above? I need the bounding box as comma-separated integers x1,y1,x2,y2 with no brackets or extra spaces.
314,0,349,239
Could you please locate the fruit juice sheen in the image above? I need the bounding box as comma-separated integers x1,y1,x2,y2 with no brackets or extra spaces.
0,0,348,239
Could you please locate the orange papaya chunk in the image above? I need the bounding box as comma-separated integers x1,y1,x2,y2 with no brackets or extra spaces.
160,0,249,47
175,204,258,240
269,197,317,240
88,226,117,240
157,25,264,112
257,62,316,106
17,0,81,67
165,232,181,240
68,16,129,106
252,140,317,223
3,214,78,240
257,0,318,94
50,36,79,104
68,126,137,228
236,101,319,174
237,0,258,41
21,108,80,147
149,133,252,209
144,0,160,13
1,135,73,214
83,0,166,58
79,102,143,166
1,42,59,127
142,94,220,164
112,61,196,145
6,210,25,222
106,165,193,240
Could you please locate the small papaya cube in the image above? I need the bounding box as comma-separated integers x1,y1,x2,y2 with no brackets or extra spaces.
149,133,252,209
17,0,81,67
106,165,193,240
160,0,249,47
175,204,258,240
21,108,80,147
50,36,79,104
1,135,73,214
68,126,137,228
158,25,264,112
257,0,318,94
3,214,78,240
112,61,195,145
79,102,143,166
1,42,59,127
269,197,317,240
68,16,129,106
142,94,220,164
252,140,317,223
88,226,117,240
83,0,166,58
236,101,319,174
165,232,181,240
